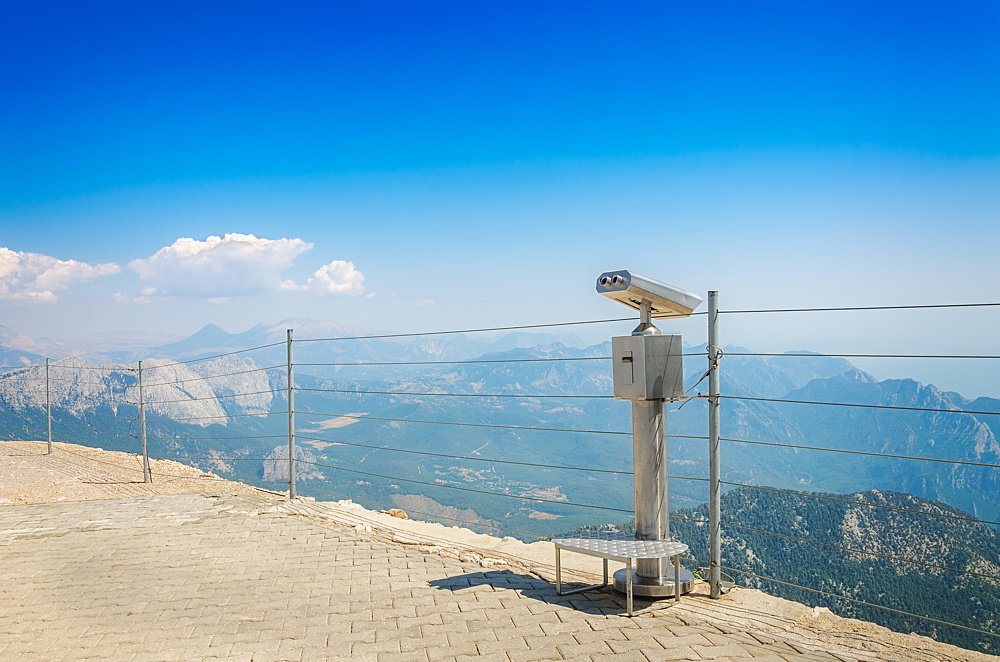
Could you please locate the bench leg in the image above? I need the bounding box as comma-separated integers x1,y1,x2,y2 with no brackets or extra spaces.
555,546,561,595
555,551,610,597
674,553,680,603
626,558,633,616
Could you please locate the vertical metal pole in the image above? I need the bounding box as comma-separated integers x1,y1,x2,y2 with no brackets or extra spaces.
287,329,295,499
708,291,722,598
632,300,668,582
46,359,52,454
138,361,149,483
633,399,667,581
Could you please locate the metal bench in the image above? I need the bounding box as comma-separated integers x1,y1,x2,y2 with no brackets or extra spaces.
552,531,689,616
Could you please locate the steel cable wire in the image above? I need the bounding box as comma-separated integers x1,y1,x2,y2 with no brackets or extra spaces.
294,316,662,343
32,377,125,385
153,472,235,482
721,565,1000,639
149,454,273,462
143,434,287,441
718,481,1000,529
101,457,288,486
53,394,136,406
142,388,284,405
236,480,289,486
293,458,633,514
293,410,630,436
144,342,287,369
140,364,286,388
720,521,1000,583
46,443,147,475
721,394,1000,417
729,352,1000,360
53,419,135,437
671,514,711,524
47,364,136,371
289,434,703,482
720,435,1000,470
294,483,549,539
2,430,49,439
719,302,1000,314
296,482,705,543
78,410,138,421
295,387,615,400
295,434,632,474
153,474,287,486
143,410,288,423
295,357,616,369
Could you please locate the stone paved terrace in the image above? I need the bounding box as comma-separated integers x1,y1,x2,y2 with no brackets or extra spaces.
1,441,998,662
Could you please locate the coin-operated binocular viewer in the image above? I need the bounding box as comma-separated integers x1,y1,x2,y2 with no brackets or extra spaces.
597,270,702,598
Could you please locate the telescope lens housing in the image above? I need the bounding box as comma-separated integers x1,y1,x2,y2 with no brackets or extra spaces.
596,270,703,319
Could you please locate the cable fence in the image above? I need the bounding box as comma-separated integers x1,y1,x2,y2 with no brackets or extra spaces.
2,300,1000,651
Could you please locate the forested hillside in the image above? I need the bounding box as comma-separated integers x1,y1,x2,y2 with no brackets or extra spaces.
647,487,999,655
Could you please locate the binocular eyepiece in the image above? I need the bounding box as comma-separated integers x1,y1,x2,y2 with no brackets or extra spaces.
598,274,626,288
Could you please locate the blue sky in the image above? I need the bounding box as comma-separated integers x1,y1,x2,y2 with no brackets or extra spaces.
1,1,998,395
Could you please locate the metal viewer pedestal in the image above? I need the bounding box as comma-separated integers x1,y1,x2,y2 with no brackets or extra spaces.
588,272,704,609
615,304,692,600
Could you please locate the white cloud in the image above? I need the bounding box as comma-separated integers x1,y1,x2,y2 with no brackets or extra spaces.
415,299,435,308
0,247,120,303
126,233,314,299
307,260,366,296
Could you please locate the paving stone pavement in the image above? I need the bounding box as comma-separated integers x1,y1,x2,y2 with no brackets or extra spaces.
0,492,988,662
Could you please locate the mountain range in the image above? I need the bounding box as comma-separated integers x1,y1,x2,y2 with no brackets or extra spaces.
2,318,998,526
0,320,589,366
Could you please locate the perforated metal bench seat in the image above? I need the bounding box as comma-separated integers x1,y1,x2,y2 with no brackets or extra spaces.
552,531,689,616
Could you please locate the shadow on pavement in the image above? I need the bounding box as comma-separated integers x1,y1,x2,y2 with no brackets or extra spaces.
428,568,668,617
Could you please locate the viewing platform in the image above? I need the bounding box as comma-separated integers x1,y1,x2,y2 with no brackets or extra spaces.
1,440,994,662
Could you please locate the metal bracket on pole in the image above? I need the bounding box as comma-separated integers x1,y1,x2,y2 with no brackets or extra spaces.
708,291,722,598
138,361,150,483
287,329,295,499
46,358,52,455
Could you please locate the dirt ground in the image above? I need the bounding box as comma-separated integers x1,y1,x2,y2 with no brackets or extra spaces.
0,439,274,505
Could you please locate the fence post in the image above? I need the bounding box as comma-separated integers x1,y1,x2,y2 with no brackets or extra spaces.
138,361,150,483
708,291,722,598
46,358,52,454
287,329,295,499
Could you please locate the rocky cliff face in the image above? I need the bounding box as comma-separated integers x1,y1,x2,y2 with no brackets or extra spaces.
260,444,325,482
0,357,136,414
0,355,277,427
188,355,276,416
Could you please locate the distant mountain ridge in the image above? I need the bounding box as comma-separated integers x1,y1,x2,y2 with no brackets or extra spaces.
2,318,999,523
0,318,589,365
